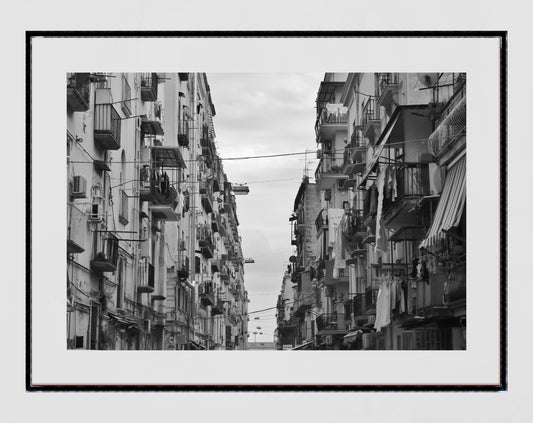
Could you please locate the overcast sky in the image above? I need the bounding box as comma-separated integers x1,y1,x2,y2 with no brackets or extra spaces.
208,73,323,343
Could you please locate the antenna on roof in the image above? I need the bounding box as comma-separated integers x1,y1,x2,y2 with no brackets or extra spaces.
303,149,309,179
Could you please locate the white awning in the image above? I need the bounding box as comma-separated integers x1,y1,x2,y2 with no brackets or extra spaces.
419,156,466,249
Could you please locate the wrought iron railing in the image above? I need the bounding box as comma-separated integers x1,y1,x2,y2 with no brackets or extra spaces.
361,96,380,128
376,73,400,100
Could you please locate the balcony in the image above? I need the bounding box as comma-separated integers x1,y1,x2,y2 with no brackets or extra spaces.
177,254,190,280
341,209,367,249
94,104,121,150
293,291,313,317
177,118,190,147
67,73,91,112
315,103,348,142
67,203,86,254
199,282,215,307
139,147,185,221
314,155,348,190
361,97,380,144
315,313,348,333
315,208,328,235
428,84,466,160
211,212,221,233
90,234,118,273
137,262,155,293
382,164,431,230
201,183,214,213
444,262,466,306
198,224,215,259
376,73,400,105
140,73,159,102
323,260,349,286
211,299,224,316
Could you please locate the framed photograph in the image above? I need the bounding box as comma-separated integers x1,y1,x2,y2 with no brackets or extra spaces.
27,31,506,391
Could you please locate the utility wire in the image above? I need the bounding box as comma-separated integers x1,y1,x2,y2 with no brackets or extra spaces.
69,137,429,166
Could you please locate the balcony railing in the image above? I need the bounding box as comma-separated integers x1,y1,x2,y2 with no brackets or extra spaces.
376,73,400,104
177,254,190,279
315,313,340,331
201,182,214,213
342,209,366,243
140,73,159,102
90,234,119,273
139,167,178,209
361,96,380,129
314,155,347,189
67,73,91,112
94,104,121,150
382,164,430,219
428,86,466,157
198,224,215,259
177,117,190,147
137,262,155,293
315,103,348,141
199,282,215,307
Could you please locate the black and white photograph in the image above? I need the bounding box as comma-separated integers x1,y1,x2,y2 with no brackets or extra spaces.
66,72,467,351
26,30,507,395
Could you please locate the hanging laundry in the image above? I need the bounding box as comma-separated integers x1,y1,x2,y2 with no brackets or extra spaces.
328,208,345,247
333,220,346,279
399,279,406,314
411,258,419,278
374,280,391,332
374,165,389,254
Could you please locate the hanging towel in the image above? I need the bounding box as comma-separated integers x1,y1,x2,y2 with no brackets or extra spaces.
374,280,391,332
328,208,345,247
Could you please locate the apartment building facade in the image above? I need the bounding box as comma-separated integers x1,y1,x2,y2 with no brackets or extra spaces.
66,72,248,350
277,72,466,350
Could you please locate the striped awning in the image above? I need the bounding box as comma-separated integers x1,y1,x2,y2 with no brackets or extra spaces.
419,156,466,249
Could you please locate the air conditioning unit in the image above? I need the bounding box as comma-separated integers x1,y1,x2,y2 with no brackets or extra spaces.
71,175,87,198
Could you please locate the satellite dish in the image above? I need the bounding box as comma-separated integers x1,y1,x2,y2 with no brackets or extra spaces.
417,73,440,87
289,255,297,263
